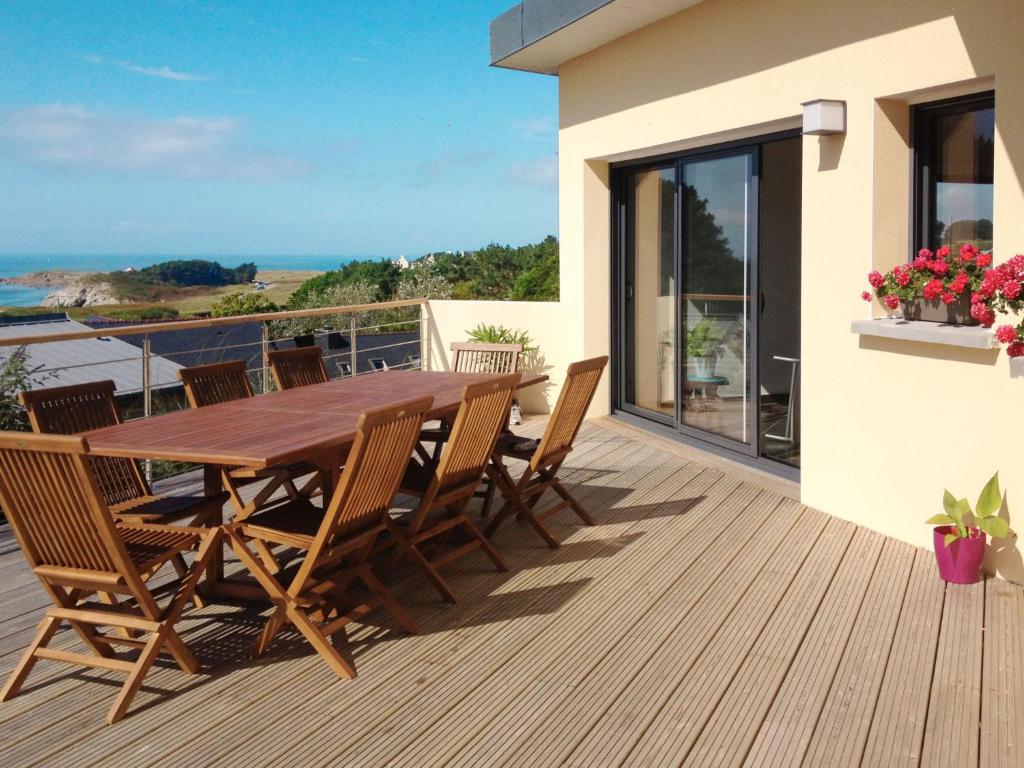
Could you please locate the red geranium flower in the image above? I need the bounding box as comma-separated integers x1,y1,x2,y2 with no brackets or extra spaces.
884,295,900,310
996,325,1018,344
923,279,944,301
1008,342,1024,358
976,252,993,267
867,270,884,288
861,291,872,302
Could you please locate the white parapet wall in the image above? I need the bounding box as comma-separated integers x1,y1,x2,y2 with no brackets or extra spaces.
423,300,571,415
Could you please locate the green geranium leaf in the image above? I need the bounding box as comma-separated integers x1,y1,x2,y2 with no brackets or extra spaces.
926,514,955,526
976,472,1002,518
944,532,959,547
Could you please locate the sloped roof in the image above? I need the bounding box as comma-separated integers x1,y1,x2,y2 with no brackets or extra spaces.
0,317,182,394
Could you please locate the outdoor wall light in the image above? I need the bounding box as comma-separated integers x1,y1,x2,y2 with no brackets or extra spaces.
801,99,846,135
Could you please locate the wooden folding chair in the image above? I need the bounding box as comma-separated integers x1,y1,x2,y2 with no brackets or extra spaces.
390,374,519,603
267,346,329,390
19,381,227,528
224,396,433,679
482,356,608,548
178,361,322,520
450,342,522,374
0,432,221,725
421,341,525,465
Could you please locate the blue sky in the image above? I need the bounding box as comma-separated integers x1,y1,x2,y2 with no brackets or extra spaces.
0,1,557,257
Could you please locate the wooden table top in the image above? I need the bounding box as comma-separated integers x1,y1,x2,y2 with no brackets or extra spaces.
84,370,547,468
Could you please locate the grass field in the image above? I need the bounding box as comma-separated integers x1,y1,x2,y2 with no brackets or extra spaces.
0,269,322,321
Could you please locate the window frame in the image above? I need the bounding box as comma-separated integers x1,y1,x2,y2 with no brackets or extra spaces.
911,90,995,255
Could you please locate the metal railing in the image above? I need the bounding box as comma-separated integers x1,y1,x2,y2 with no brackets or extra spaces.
0,299,431,481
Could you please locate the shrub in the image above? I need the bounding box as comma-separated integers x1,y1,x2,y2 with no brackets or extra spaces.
211,291,279,318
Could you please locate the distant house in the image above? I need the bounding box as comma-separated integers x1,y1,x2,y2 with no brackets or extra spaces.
0,314,181,394
251,280,269,290
394,255,411,270
122,266,137,273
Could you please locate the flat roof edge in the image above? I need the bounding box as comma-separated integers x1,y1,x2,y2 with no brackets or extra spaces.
489,0,615,71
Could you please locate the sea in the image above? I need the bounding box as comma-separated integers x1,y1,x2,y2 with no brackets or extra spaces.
0,254,373,307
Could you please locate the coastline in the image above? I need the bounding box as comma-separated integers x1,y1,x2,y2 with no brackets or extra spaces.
0,268,324,311
0,270,90,288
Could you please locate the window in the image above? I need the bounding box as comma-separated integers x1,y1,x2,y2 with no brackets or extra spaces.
913,92,994,253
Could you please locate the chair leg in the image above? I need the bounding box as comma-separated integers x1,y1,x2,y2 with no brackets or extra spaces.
0,616,61,702
549,476,596,526
107,633,162,725
226,528,356,677
484,467,561,548
462,518,509,571
386,519,458,603
358,566,418,634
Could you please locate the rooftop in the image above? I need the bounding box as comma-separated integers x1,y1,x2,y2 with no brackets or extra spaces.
0,418,1020,766
0,315,182,394
490,0,706,74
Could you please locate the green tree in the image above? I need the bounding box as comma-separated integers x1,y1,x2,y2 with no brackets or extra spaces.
287,259,401,308
0,346,39,431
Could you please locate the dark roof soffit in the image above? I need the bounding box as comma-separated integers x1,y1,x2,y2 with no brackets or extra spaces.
490,0,615,72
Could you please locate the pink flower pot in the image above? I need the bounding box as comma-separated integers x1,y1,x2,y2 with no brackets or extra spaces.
933,525,987,584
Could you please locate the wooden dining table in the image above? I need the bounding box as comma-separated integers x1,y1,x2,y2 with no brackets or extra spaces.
83,369,548,592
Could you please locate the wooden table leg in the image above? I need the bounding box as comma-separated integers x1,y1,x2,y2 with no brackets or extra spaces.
203,463,225,585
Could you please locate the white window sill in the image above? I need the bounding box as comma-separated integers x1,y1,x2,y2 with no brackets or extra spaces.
851,317,996,349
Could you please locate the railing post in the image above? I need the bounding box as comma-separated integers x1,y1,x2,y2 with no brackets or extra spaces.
142,334,153,485
349,314,357,377
261,321,270,393
420,300,429,371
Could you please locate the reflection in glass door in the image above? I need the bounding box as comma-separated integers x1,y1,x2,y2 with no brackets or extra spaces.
622,166,676,420
679,151,755,448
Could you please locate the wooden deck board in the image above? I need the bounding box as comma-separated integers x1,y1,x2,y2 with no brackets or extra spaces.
0,419,1020,767
694,527,886,768
981,577,1024,768
923,579,986,768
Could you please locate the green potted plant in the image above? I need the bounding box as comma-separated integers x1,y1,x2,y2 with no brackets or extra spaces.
685,318,724,378
925,472,1012,583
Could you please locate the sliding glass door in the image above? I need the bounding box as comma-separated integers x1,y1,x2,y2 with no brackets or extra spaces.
678,150,756,449
615,134,800,473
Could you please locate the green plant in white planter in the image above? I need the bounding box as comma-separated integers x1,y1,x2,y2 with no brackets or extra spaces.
686,318,724,378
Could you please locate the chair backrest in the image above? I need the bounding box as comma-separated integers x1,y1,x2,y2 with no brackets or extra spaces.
431,374,519,500
0,432,135,576
302,396,432,571
19,380,150,505
450,342,522,374
178,360,254,408
533,356,608,469
268,347,329,390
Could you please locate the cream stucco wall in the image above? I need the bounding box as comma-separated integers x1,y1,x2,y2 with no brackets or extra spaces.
554,0,1024,580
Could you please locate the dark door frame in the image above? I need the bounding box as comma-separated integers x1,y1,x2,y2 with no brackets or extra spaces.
610,128,801,480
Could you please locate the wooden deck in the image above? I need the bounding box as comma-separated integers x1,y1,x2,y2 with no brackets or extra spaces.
0,418,1021,767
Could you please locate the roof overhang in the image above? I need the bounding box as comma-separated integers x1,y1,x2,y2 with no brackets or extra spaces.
490,0,706,75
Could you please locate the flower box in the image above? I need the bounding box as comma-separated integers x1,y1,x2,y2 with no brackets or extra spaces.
900,295,976,325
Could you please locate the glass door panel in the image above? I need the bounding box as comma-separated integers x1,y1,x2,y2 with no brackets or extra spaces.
758,137,802,467
623,166,676,419
679,152,754,447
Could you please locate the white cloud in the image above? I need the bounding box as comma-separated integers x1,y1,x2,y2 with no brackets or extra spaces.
506,156,557,188
117,62,211,82
0,104,311,180
82,55,211,82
